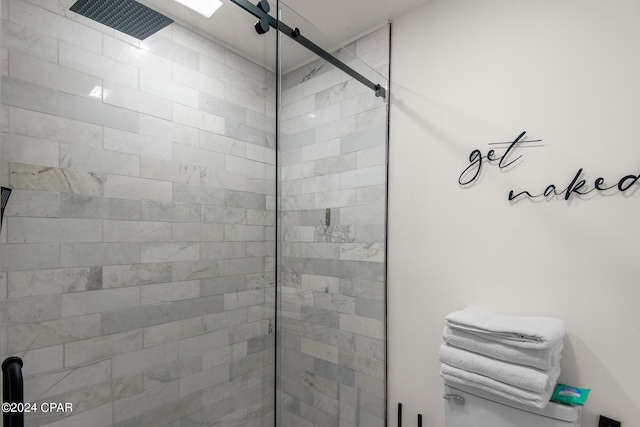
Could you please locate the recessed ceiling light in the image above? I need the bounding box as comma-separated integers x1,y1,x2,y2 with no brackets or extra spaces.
173,0,222,17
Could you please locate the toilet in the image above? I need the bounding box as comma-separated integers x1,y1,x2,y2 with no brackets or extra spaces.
443,381,582,427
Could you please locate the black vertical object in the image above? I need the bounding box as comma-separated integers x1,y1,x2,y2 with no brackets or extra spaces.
398,403,402,427
599,415,622,427
2,357,24,427
418,413,423,427
1,187,11,233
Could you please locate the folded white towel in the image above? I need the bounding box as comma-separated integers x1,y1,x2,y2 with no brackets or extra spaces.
445,307,566,349
440,363,555,409
438,344,560,393
443,325,563,370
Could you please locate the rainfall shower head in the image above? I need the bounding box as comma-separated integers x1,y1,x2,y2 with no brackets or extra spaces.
1,187,11,232
69,0,173,40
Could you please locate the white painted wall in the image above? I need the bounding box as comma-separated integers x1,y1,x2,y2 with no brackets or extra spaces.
388,1,640,426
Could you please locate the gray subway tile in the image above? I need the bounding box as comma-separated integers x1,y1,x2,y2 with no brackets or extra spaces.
313,359,355,386
143,355,202,390
64,330,142,367
61,287,140,317
103,304,172,334
0,294,60,326
7,313,102,353
8,266,101,298
60,243,141,268
170,295,224,321
103,263,172,288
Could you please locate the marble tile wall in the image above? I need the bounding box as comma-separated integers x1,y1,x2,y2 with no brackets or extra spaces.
278,25,389,427
0,0,275,425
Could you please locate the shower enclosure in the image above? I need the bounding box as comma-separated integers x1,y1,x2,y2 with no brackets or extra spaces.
0,0,389,425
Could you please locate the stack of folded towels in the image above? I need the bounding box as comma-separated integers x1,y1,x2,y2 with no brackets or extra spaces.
439,307,566,409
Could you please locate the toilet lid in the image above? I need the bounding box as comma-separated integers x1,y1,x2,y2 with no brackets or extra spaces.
444,381,581,422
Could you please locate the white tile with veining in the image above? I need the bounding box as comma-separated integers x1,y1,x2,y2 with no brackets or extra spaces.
0,243,59,271
302,103,341,130
225,50,266,83
9,163,104,196
141,280,200,305
199,132,245,156
9,51,101,98
339,243,385,263
59,93,139,133
60,242,141,268
140,70,199,108
357,146,386,169
6,313,102,352
139,114,199,147
8,217,101,243
103,220,171,242
1,76,58,114
112,341,178,377
9,107,103,147
103,80,172,121
316,116,357,142
199,56,246,90
172,103,225,135
104,35,172,79
61,287,140,317
172,62,224,99
300,139,341,163
104,174,172,202
225,83,266,114
60,42,139,88
2,133,59,167
60,143,141,176
25,359,111,401
340,166,386,189
9,0,102,53
3,20,58,63
172,223,224,242
173,25,225,62
141,242,199,263
356,105,388,131
172,143,224,170
20,344,64,376
42,403,113,427
302,68,343,98
245,143,275,165
281,96,315,121
140,158,200,185
225,155,266,179
143,317,202,348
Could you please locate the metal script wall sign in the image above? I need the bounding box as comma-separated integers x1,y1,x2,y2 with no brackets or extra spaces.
459,131,640,202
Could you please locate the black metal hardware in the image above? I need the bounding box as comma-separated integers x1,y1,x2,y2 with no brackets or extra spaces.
257,0,270,13
2,357,24,427
255,17,270,34
230,0,387,98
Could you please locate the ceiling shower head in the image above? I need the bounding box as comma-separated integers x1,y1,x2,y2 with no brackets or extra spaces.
69,0,173,40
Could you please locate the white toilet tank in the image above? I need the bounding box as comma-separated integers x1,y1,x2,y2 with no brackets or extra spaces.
443,382,582,427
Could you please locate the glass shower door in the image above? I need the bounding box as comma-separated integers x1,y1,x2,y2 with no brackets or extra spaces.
276,3,390,425
0,0,277,425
